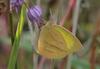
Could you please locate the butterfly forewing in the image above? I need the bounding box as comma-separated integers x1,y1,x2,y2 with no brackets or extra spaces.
38,23,68,59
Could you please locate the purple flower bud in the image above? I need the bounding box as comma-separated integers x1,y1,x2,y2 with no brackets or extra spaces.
10,0,24,12
27,5,43,28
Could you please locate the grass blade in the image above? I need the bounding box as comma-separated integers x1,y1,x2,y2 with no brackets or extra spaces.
7,5,26,69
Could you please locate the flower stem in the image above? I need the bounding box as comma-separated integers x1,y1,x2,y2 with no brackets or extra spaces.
59,0,76,69
7,5,26,69
60,0,76,26
9,13,15,44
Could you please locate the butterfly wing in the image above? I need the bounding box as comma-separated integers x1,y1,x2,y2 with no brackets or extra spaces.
54,25,83,54
38,23,68,59
38,22,82,59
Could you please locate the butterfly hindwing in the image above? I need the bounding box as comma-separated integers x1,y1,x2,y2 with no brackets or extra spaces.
54,25,82,54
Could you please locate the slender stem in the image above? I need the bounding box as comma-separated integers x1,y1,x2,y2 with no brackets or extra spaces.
90,42,96,69
9,10,18,69
36,0,41,5
60,0,76,26
66,0,81,69
51,60,55,69
27,18,39,69
59,0,76,69
9,13,15,44
59,57,68,69
7,5,26,69
8,0,18,68
89,31,97,69
38,57,46,69
72,0,81,35
90,14,100,69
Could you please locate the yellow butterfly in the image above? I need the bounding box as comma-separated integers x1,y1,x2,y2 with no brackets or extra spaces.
37,21,82,59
